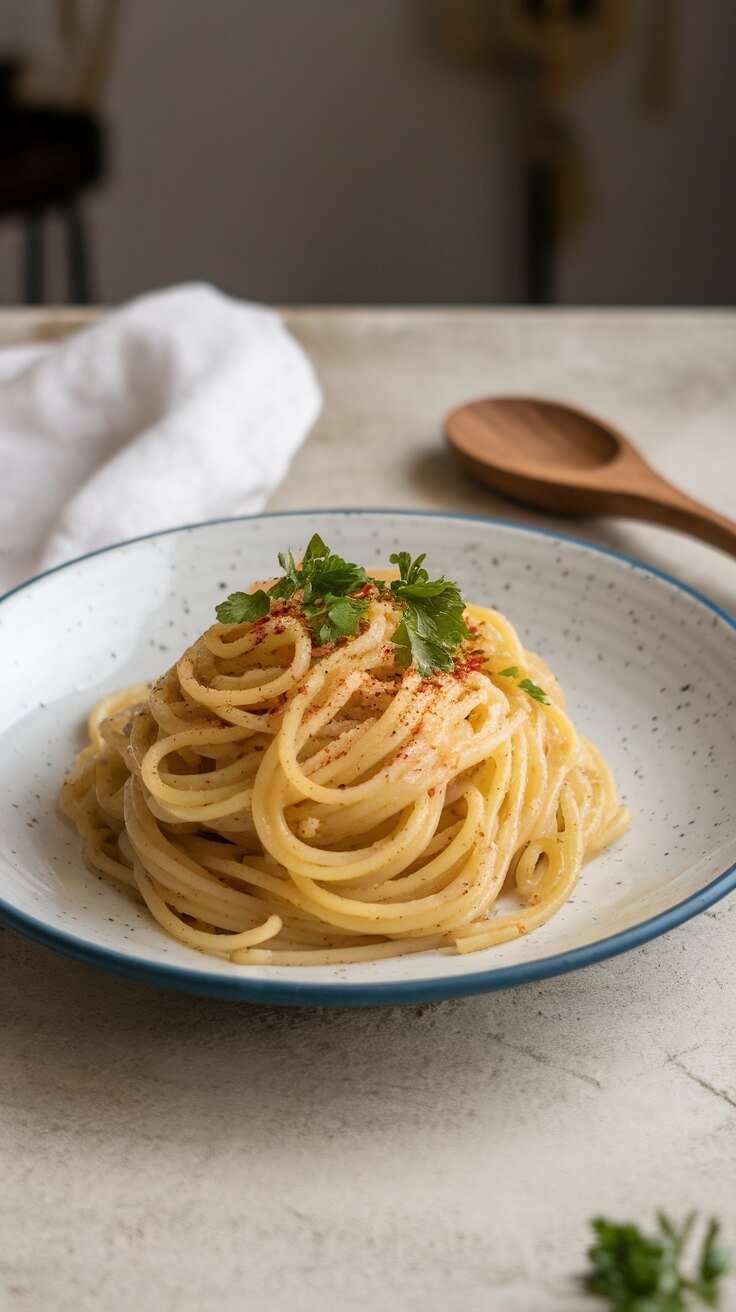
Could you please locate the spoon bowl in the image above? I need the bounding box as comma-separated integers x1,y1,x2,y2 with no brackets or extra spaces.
445,395,736,555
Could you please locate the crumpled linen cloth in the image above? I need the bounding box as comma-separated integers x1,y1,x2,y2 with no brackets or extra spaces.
0,283,322,591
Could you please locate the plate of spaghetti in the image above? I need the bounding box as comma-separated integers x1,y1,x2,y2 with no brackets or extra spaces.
1,511,734,1004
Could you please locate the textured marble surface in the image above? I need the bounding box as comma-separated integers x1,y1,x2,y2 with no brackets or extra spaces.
1,308,735,1311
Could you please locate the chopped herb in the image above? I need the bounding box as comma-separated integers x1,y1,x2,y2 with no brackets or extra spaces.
585,1213,728,1310
518,677,550,705
496,667,549,704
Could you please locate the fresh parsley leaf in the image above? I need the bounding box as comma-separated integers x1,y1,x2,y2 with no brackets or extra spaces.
269,550,300,599
216,590,270,624
659,1213,696,1261
302,552,368,601
302,532,328,564
694,1219,729,1301
222,538,370,619
585,1214,728,1310
389,550,429,588
324,596,367,636
388,551,470,674
391,614,456,676
268,538,369,608
389,551,455,599
390,616,413,669
303,593,368,643
518,677,549,704
498,666,519,678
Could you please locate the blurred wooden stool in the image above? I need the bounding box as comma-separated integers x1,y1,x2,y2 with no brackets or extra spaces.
0,0,121,304
0,94,104,303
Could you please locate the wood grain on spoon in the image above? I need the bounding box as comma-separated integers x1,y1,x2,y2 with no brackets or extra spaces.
445,397,736,557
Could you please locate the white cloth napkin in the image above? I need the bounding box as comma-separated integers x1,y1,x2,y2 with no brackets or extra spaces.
0,284,322,592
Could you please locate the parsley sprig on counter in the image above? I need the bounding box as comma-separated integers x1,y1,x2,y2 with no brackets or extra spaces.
216,536,470,675
585,1213,728,1310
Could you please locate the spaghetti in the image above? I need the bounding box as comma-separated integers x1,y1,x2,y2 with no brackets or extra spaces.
60,545,629,966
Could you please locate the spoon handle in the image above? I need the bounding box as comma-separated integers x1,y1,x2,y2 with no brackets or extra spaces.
617,476,736,557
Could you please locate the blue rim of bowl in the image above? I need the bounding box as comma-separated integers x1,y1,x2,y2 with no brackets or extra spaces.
0,508,734,1007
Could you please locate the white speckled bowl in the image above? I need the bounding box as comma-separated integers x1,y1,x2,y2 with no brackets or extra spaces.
1,511,734,1005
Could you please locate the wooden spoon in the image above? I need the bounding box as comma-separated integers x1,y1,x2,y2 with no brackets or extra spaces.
445,396,736,557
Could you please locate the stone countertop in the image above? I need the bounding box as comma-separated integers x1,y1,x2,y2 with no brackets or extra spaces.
1,308,735,1312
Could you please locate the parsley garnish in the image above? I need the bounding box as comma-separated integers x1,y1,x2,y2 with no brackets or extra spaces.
388,551,470,676
303,593,368,643
216,537,471,674
585,1214,728,1310
264,534,369,606
215,590,270,624
216,534,371,643
498,666,519,677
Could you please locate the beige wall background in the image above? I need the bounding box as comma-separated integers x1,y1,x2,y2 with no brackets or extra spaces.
0,0,734,306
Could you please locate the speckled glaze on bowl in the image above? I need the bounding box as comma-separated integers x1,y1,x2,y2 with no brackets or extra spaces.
1,510,734,1006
